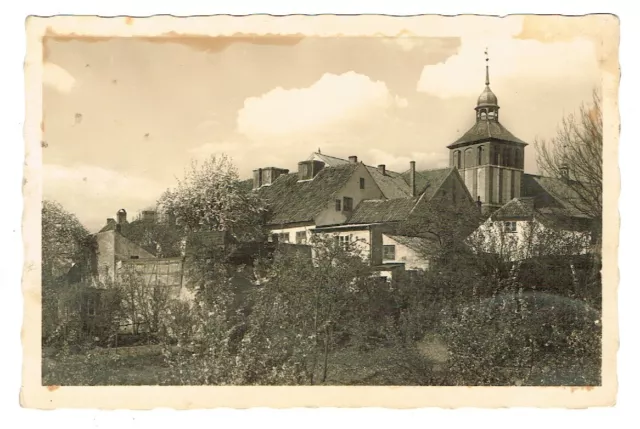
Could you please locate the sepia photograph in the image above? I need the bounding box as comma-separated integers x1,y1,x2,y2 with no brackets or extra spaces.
21,13,619,408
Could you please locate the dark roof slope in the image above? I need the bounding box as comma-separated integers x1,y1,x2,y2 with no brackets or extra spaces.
522,174,593,218
402,168,453,199
366,166,413,199
448,121,527,148
490,197,535,220
258,163,359,225
346,198,418,224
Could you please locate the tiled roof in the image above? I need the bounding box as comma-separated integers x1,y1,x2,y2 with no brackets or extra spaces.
385,234,438,253
310,152,351,167
257,163,359,225
448,120,527,148
366,166,413,199
346,198,418,224
490,197,535,220
522,174,593,218
401,168,453,200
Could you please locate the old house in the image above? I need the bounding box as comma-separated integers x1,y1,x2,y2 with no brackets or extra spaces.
252,152,478,277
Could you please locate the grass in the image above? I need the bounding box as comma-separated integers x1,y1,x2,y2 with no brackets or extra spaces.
42,343,440,386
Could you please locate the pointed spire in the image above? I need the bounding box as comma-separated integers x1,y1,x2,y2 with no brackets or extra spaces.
484,47,490,86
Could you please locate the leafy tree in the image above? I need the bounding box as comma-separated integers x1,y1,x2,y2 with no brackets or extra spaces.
41,200,97,346
158,154,268,241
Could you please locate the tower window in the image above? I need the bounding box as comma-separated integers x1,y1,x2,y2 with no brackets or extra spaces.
477,146,484,166
514,149,521,169
454,150,461,169
493,147,500,165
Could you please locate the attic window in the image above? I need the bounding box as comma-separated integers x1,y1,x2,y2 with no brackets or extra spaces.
130,255,139,259
343,197,353,212
335,199,341,211
359,178,365,189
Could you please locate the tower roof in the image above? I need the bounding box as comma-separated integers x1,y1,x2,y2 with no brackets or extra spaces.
448,48,526,149
447,120,527,149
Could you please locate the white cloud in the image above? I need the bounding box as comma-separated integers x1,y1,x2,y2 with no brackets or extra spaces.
43,62,76,94
237,72,407,138
417,35,600,99
43,164,166,231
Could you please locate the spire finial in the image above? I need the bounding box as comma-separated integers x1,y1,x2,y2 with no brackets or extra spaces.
484,47,490,86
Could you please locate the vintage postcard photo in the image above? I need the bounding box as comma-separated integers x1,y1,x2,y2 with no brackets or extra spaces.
21,14,619,408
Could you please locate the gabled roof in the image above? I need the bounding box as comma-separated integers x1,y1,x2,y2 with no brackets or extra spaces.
490,197,536,220
258,163,360,225
401,167,453,199
346,198,418,224
310,152,415,199
366,166,413,199
309,152,351,167
522,174,593,219
448,120,527,148
490,196,593,232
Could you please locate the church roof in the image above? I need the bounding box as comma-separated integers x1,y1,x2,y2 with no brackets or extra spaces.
448,120,527,149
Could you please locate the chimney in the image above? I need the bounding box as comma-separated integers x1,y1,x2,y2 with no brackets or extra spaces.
106,218,116,227
141,210,156,223
117,209,127,224
409,161,416,197
348,156,358,164
377,164,386,175
253,168,263,189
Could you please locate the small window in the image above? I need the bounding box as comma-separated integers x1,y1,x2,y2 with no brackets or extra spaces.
504,221,517,233
343,197,353,212
383,245,396,260
338,235,351,251
335,199,341,211
295,231,307,245
130,255,139,259
359,178,365,189
277,232,290,243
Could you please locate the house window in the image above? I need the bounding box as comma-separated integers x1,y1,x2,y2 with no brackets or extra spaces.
359,178,365,189
296,231,307,244
504,221,517,233
343,197,353,212
277,232,290,243
338,235,351,251
335,199,341,211
383,245,396,260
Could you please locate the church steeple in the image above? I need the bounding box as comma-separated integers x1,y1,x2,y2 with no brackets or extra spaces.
475,48,499,121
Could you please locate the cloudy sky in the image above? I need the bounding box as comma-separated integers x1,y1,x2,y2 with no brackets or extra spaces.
42,16,604,232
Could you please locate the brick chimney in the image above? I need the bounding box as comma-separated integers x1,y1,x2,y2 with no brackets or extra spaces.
117,209,127,224
377,164,386,175
348,156,358,164
409,161,416,197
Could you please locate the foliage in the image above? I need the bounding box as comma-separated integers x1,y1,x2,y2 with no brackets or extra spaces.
435,292,602,386
158,154,269,241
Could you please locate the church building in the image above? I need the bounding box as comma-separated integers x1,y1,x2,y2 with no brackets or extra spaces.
448,55,528,215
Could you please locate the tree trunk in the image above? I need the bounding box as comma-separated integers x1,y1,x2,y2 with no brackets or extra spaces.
321,325,330,383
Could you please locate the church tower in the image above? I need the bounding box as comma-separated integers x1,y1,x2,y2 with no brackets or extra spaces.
447,50,528,214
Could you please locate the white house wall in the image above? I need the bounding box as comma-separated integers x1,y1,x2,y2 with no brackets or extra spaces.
469,217,591,261
382,235,430,270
